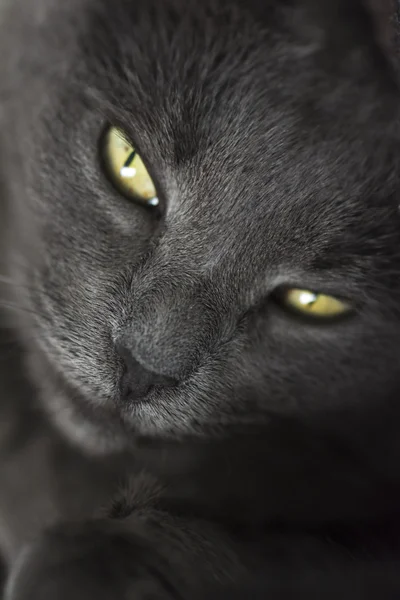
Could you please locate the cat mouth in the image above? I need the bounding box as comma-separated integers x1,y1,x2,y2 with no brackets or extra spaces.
117,351,180,406
118,382,174,405
116,378,217,439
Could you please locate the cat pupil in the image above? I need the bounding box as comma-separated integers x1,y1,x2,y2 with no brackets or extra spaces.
123,150,136,168
120,150,137,178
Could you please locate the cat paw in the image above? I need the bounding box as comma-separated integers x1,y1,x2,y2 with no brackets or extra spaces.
5,524,177,600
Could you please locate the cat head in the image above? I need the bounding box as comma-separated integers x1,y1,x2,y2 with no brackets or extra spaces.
1,0,400,456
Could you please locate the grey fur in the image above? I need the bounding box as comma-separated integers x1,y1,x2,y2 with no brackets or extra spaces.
1,0,400,598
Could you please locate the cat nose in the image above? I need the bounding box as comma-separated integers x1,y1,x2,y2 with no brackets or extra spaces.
117,344,178,401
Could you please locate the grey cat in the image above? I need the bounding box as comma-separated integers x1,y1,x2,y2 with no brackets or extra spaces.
1,0,400,597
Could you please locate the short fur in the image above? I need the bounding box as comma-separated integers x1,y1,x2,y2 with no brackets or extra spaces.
1,0,400,598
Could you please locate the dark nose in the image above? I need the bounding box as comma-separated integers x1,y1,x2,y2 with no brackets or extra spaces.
117,345,178,401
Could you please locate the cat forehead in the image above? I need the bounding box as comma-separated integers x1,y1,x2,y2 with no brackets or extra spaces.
6,0,400,273
78,2,400,266
76,0,394,184
10,0,398,204
22,0,394,136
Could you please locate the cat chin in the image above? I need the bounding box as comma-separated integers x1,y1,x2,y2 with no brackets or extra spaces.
36,370,232,453
47,384,225,452
23,336,244,449
23,347,189,452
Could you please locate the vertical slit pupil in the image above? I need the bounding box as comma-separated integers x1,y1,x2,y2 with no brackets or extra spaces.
124,150,136,168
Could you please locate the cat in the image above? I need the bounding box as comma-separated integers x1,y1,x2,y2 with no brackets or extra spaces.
1,0,400,597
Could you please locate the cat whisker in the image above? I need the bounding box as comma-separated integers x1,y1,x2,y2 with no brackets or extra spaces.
0,274,43,296
0,300,52,331
0,300,42,318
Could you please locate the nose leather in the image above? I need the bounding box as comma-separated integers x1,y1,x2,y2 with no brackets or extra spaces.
117,344,177,401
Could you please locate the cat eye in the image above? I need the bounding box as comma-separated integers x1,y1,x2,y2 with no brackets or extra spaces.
276,288,352,320
101,126,159,207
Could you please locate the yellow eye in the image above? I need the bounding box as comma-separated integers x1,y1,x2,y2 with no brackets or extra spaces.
102,126,158,206
278,288,352,320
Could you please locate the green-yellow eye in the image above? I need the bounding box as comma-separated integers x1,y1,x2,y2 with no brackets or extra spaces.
278,288,352,320
102,126,158,206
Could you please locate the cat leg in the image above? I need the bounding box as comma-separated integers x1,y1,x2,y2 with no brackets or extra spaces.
5,514,400,600
4,515,246,600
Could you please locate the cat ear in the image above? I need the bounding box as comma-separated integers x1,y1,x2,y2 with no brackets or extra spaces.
297,0,400,85
364,0,400,69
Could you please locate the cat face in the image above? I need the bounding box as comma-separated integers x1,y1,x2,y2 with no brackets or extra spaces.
1,0,400,454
